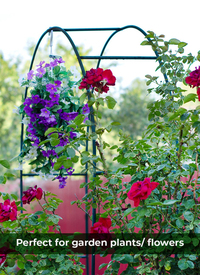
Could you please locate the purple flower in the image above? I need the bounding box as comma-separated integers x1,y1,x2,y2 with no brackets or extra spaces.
82,103,90,115
54,80,62,88
56,58,65,64
24,98,32,106
36,67,45,78
31,94,41,104
55,175,68,188
43,99,55,108
60,112,78,121
46,114,57,124
49,93,60,102
37,61,45,67
40,108,50,118
69,132,77,139
42,149,58,158
57,109,62,115
50,60,58,68
27,70,34,80
44,63,50,68
46,83,57,93
24,106,33,116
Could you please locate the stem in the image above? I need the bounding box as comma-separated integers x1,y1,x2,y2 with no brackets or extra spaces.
194,152,199,203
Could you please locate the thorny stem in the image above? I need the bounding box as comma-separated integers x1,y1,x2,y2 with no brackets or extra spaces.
95,140,130,232
194,152,199,203
74,194,91,217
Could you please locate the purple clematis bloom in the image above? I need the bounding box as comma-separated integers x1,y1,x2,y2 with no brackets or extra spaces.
46,83,57,93
40,108,50,118
24,98,32,106
60,111,78,121
42,149,58,158
36,67,45,78
46,114,57,124
43,99,55,108
54,80,62,88
24,106,33,116
31,94,41,104
82,103,90,115
27,70,34,80
49,93,60,102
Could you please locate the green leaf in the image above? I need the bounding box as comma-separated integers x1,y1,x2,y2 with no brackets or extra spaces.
147,201,163,206
178,42,188,48
53,65,60,75
178,259,188,270
4,172,15,178
182,199,195,209
54,162,63,170
80,93,87,105
105,96,117,109
38,139,50,146
67,147,76,158
192,238,199,246
7,258,15,267
0,176,7,184
99,263,108,270
110,145,118,150
187,260,194,269
74,114,85,125
168,108,187,121
17,260,25,269
169,38,181,45
50,138,60,146
45,127,58,136
111,121,121,126
162,199,180,206
0,159,10,169
63,159,73,168
184,93,197,103
183,211,194,221
49,133,59,139
123,208,134,218
176,218,184,228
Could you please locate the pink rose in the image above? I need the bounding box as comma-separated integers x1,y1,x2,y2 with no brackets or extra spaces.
22,185,43,204
127,177,159,207
0,199,17,222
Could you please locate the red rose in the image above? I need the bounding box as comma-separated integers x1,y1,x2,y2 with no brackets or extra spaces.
91,217,112,246
0,199,17,222
127,178,159,207
91,217,112,234
185,66,200,101
185,66,200,88
22,185,43,204
79,68,116,93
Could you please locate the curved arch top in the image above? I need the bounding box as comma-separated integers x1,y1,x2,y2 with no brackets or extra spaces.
96,25,154,68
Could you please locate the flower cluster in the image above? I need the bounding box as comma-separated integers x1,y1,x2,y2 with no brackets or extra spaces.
0,199,17,222
127,177,159,207
22,185,43,204
185,66,200,100
79,68,116,93
18,58,89,188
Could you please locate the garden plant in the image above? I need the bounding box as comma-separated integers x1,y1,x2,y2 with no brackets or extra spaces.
1,31,200,274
